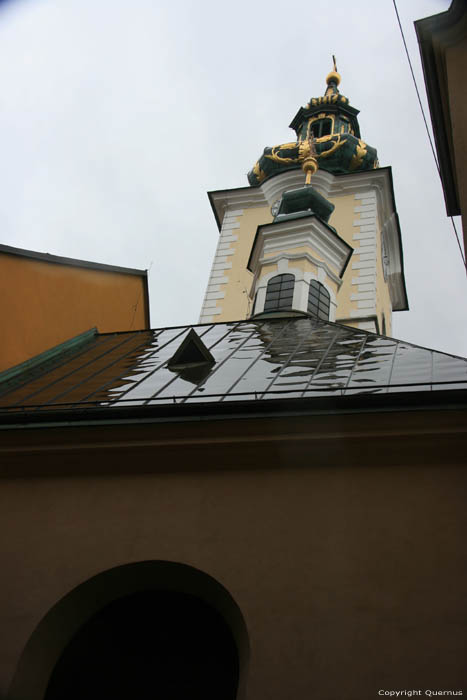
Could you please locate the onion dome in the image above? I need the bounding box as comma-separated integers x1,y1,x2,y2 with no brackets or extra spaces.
248,59,379,186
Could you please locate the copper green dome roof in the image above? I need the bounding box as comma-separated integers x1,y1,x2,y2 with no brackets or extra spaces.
248,61,379,186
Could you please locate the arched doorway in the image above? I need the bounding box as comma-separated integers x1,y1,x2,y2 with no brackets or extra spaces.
45,589,238,700
8,562,249,700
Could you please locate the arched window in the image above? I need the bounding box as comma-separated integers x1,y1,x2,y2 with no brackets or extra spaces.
308,280,330,320
264,274,295,312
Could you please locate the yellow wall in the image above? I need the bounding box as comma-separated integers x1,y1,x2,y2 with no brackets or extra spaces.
328,191,392,333
0,253,148,372
328,193,360,320
216,205,272,321
212,186,393,332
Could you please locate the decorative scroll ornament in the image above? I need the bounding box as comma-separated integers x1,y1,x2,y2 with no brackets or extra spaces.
249,132,376,185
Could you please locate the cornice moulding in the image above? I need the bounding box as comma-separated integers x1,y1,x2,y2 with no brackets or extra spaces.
257,252,343,288
209,167,399,227
248,216,353,280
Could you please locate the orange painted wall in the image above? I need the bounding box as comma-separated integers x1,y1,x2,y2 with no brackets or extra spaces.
1,253,149,372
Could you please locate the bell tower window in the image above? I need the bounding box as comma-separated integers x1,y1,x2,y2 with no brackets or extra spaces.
310,118,332,139
264,274,295,312
308,280,330,320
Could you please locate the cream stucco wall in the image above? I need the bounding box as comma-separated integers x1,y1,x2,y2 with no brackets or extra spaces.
201,172,399,334
207,205,271,323
328,188,393,334
220,207,270,320
327,193,360,320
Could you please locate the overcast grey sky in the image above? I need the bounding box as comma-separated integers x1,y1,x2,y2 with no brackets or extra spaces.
0,0,465,356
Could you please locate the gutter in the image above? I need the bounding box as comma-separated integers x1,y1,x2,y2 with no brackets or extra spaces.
1,388,466,431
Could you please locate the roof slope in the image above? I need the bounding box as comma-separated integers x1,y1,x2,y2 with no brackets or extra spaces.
1,316,467,416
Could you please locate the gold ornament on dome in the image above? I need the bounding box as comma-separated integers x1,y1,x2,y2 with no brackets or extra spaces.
252,160,267,184
349,138,368,171
310,94,340,106
316,134,346,158
264,143,299,166
263,131,346,170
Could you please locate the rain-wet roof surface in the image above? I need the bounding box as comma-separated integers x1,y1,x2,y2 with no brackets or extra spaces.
1,315,467,415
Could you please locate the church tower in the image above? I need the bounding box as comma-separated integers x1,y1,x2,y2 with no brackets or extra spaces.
200,62,408,335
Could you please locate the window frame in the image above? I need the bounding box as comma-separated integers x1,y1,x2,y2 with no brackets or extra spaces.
307,280,331,321
263,274,295,312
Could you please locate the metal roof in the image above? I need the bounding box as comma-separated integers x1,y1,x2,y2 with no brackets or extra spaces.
1,315,467,416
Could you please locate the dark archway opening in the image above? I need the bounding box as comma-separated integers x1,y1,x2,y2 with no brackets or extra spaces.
44,589,239,700
311,118,332,138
